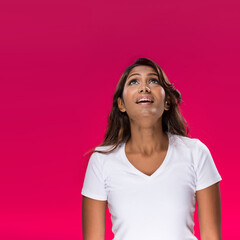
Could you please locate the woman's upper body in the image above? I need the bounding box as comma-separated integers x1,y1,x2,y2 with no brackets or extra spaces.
82,58,222,240
82,132,222,240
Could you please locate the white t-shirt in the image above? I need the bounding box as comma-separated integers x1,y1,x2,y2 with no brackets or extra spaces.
81,132,222,240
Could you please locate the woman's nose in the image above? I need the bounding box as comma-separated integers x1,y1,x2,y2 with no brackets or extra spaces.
138,85,151,93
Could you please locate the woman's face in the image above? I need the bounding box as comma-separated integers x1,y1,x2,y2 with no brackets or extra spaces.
118,65,170,125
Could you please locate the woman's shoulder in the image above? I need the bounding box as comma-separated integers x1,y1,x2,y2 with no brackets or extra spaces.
90,143,123,171
93,143,123,157
94,145,114,151
171,133,201,150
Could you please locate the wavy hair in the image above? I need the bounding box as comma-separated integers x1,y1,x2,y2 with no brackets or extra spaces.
84,57,190,155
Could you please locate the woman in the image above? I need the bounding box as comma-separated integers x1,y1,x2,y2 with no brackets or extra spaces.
81,57,222,240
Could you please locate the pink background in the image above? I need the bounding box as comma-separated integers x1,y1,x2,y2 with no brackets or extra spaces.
0,0,239,239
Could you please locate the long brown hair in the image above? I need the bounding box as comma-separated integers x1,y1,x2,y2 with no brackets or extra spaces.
84,57,190,155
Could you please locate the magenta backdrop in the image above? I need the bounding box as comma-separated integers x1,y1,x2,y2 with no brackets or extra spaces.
0,0,239,239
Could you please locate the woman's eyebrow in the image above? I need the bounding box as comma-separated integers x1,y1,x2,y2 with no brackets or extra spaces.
127,73,158,79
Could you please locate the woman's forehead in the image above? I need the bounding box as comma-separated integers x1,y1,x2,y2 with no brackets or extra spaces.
129,65,157,74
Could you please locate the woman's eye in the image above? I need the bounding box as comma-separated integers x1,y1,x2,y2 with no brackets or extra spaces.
128,79,138,85
150,79,160,84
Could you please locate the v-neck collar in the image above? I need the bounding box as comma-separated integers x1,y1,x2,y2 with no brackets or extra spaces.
121,132,174,180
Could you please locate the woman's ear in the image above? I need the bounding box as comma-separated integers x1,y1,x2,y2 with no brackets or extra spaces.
164,96,171,111
117,97,126,112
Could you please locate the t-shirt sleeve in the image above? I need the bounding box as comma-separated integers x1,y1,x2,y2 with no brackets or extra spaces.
81,152,107,201
194,139,222,191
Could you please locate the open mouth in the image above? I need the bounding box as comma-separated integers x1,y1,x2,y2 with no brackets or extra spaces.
136,100,154,104
136,100,154,105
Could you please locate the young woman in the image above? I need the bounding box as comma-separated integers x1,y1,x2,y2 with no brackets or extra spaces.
81,57,222,240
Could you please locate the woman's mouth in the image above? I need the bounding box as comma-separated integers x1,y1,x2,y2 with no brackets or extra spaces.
136,101,153,105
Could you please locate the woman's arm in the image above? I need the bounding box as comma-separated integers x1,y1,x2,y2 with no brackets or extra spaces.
196,182,222,240
82,196,107,240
